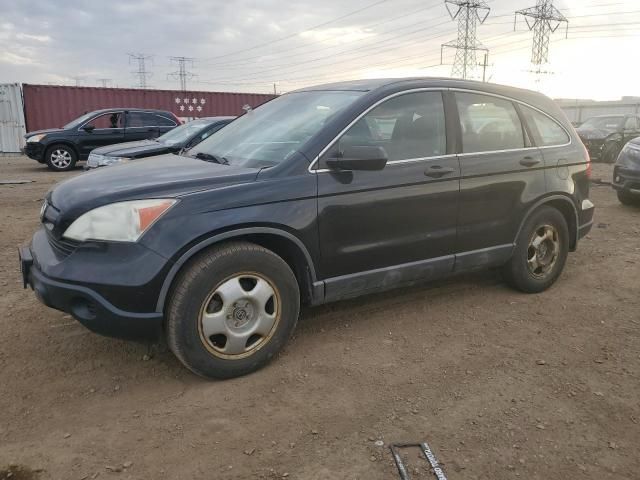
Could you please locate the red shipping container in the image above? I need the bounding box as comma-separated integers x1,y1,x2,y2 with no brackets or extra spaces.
22,84,276,132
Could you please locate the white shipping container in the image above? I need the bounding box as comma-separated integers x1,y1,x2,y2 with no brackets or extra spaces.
0,83,26,154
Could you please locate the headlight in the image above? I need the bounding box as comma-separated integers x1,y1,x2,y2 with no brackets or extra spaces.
63,199,177,242
27,134,46,143
87,154,130,168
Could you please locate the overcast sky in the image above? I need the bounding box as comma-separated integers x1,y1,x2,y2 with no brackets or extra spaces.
1,0,639,100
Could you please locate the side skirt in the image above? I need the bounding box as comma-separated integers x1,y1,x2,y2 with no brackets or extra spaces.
314,244,514,305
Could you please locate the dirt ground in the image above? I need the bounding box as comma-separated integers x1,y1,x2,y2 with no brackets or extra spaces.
0,155,638,480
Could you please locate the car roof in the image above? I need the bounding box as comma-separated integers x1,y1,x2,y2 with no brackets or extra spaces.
198,116,235,121
89,108,173,114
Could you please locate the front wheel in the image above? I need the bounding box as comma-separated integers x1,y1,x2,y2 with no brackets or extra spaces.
502,206,569,293
166,241,300,379
45,145,77,171
617,190,640,206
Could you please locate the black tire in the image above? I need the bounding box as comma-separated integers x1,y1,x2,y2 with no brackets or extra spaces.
617,190,640,206
166,241,300,379
602,142,621,164
502,206,569,293
45,144,77,171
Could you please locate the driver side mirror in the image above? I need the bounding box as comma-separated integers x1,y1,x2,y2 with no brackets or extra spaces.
83,125,95,133
326,145,388,171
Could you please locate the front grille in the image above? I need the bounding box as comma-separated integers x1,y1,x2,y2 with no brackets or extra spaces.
45,229,79,257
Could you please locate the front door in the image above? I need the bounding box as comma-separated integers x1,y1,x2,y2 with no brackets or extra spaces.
316,90,460,301
623,116,640,145
453,91,546,270
76,111,124,157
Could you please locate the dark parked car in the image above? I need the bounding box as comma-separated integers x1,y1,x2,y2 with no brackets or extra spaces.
85,116,234,169
613,137,640,205
24,108,181,171
576,114,640,163
19,78,594,379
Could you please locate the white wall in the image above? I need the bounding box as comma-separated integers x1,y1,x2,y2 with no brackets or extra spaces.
0,84,26,153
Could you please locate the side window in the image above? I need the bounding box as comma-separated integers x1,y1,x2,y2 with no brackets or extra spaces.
127,112,162,128
155,114,177,127
334,91,446,162
456,93,524,153
85,112,123,129
520,105,570,147
625,116,639,130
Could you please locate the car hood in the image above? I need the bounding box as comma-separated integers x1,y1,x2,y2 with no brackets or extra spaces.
617,139,640,169
91,140,166,157
25,128,64,138
49,154,260,220
576,127,615,140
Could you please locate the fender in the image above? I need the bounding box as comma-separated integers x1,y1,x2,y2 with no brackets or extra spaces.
45,140,79,157
155,227,318,313
514,194,579,248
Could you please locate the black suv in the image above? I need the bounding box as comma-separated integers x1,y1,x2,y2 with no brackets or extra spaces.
19,78,594,379
576,114,640,163
24,108,180,171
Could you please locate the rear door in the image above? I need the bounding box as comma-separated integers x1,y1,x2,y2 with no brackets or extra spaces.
76,111,124,157
453,91,546,270
125,111,177,142
316,90,460,300
623,116,640,145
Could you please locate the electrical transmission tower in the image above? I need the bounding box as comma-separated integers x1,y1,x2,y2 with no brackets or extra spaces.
97,78,112,88
168,57,196,92
128,53,154,89
441,0,490,80
515,0,568,67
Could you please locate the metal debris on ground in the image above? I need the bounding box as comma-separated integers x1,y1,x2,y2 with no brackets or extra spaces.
390,442,448,480
0,179,34,185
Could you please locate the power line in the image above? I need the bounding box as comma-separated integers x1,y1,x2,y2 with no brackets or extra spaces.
97,78,112,88
128,53,153,89
201,0,392,62
441,0,491,79
168,56,196,91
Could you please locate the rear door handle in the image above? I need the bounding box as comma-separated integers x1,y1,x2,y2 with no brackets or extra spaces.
424,165,455,178
520,156,542,167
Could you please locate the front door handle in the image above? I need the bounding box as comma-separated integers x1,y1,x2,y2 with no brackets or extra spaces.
520,156,542,167
424,165,455,178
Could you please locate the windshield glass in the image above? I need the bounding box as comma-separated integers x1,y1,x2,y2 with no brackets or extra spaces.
158,119,215,145
580,116,623,130
189,90,365,168
63,112,96,129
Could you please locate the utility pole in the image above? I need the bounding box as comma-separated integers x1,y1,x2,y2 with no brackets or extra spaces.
128,53,154,89
97,78,112,88
168,57,196,92
441,0,490,80
479,52,489,82
71,76,85,87
515,1,568,77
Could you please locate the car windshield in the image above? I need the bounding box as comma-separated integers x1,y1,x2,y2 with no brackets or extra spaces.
63,112,96,129
580,116,623,130
188,90,365,168
157,119,215,145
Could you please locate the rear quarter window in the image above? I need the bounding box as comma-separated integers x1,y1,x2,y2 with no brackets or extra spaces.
520,105,570,147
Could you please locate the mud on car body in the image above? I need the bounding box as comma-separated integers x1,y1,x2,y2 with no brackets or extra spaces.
20,78,595,379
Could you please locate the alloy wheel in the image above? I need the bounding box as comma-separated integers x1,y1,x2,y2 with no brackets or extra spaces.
527,224,560,279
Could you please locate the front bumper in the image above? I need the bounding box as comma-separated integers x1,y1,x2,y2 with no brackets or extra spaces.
19,229,169,341
580,140,604,161
612,166,640,195
24,142,46,162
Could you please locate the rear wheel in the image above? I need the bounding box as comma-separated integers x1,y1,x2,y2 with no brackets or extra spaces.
45,145,77,171
617,190,640,206
502,206,569,293
166,241,300,379
602,142,621,164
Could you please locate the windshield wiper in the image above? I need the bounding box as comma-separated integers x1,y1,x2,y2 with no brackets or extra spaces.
193,152,229,165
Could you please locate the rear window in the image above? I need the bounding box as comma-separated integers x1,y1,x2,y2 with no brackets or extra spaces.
456,93,525,153
520,106,570,147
